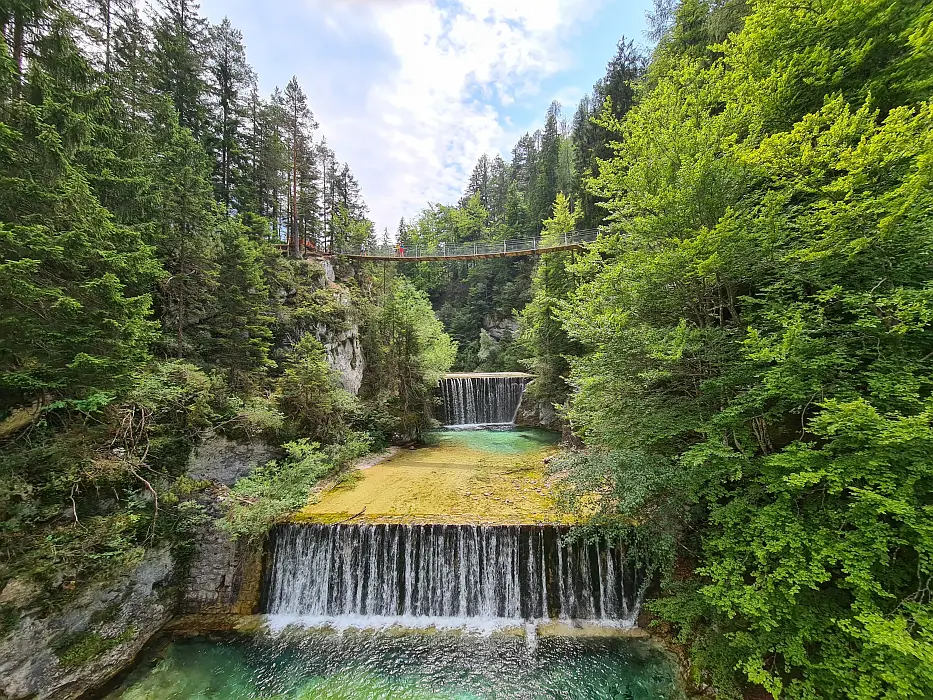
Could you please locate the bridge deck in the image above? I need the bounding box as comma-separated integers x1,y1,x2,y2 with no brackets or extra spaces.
337,242,587,261
328,229,599,262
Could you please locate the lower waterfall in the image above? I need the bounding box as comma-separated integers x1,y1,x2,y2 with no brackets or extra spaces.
262,524,646,630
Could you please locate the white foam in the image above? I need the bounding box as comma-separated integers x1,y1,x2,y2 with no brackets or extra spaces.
262,614,637,637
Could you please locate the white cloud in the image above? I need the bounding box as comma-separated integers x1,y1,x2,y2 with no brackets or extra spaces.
305,0,603,234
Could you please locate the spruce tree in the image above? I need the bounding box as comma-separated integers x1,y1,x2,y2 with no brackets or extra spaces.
530,102,561,227
206,17,254,210
0,3,160,411
148,102,219,358
150,0,209,141
281,76,317,255
205,221,272,387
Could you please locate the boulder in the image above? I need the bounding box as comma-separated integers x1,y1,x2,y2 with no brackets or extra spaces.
0,547,176,700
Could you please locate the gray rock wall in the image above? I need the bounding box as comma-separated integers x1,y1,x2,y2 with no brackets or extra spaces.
516,384,565,433
316,320,365,395
181,525,263,615
187,434,278,486
0,548,176,700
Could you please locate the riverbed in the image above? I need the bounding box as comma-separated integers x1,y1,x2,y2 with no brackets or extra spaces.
107,631,685,699
107,428,686,699
297,429,567,525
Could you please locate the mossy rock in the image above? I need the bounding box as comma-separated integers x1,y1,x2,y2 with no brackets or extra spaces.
54,626,137,668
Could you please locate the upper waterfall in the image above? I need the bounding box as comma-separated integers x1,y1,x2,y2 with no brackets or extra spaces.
440,373,532,427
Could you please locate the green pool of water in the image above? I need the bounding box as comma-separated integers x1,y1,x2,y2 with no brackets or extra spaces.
110,632,684,700
425,428,558,455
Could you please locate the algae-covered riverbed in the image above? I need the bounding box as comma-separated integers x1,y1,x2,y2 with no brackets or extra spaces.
298,429,566,525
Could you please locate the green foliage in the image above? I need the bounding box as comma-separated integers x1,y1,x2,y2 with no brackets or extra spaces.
221,433,372,538
555,1,933,697
0,0,401,611
362,276,456,441
0,360,218,592
277,335,359,442
0,48,162,412
519,193,583,407
203,221,275,386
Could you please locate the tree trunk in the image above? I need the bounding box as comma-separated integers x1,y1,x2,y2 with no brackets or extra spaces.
291,110,299,257
104,0,113,77
12,10,25,99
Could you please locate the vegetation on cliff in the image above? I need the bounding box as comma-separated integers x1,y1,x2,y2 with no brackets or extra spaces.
0,0,453,611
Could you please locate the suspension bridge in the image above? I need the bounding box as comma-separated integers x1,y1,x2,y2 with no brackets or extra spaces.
322,229,600,261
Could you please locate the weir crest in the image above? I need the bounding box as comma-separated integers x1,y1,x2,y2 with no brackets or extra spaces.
262,524,646,631
440,374,531,427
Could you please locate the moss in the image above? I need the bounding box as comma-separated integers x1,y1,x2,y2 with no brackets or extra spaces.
296,430,571,525
54,626,137,668
334,468,363,489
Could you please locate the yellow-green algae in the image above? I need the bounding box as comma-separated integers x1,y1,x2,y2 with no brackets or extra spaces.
295,429,571,525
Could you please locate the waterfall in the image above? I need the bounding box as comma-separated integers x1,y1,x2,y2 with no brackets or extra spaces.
262,524,645,629
440,375,530,426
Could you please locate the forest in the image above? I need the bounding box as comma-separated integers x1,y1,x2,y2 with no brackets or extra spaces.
0,0,455,617
2,0,933,698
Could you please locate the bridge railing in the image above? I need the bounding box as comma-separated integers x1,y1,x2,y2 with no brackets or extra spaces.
334,229,600,258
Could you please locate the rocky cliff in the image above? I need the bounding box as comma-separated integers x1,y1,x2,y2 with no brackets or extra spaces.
0,548,176,700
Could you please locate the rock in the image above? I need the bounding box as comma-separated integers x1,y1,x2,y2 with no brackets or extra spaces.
483,315,520,342
315,320,365,395
320,259,336,284
0,578,39,608
0,547,176,700
188,434,278,486
515,385,564,432
181,524,263,616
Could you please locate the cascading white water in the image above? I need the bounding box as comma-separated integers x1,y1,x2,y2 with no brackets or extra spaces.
440,376,530,426
262,524,646,629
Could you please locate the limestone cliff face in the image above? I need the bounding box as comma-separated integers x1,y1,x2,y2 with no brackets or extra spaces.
181,435,273,616
314,309,365,396
0,548,176,700
187,433,279,486
284,261,365,396
181,524,263,616
515,381,565,433
483,314,520,342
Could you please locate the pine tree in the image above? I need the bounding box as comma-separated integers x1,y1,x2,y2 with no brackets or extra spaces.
204,221,272,387
487,155,509,225
510,132,538,198
463,154,490,209
0,3,161,411
148,103,219,358
520,193,581,402
281,76,317,255
206,17,254,210
150,0,210,141
75,0,155,228
572,39,644,228
530,101,562,227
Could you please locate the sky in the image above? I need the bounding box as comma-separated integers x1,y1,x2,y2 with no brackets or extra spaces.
197,0,655,236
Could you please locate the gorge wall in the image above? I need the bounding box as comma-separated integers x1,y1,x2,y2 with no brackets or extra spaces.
0,548,176,700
